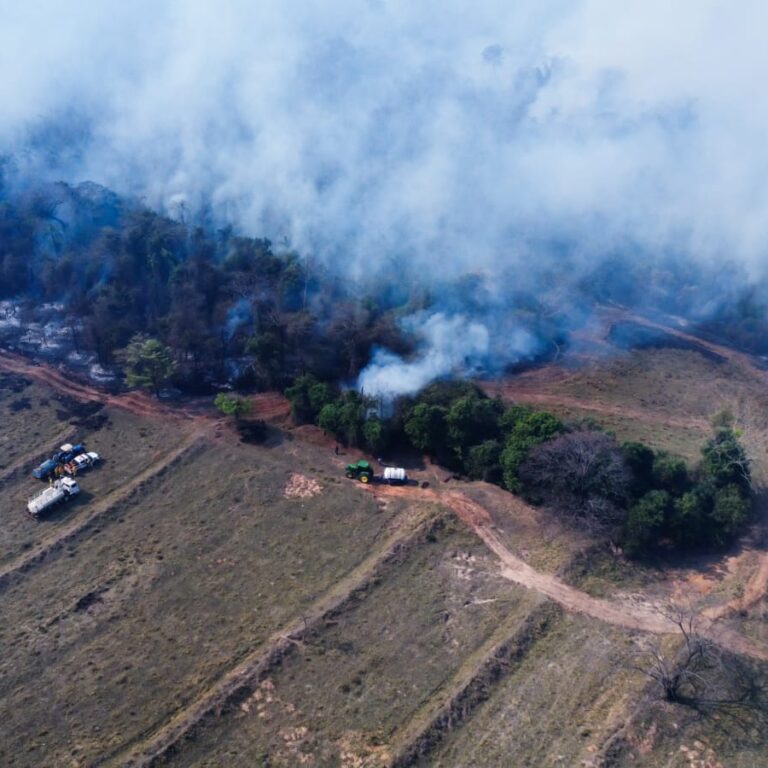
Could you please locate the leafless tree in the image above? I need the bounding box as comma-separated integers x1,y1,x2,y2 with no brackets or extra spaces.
631,605,723,703
519,430,629,531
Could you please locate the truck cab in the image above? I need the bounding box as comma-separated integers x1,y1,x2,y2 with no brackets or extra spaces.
32,459,58,479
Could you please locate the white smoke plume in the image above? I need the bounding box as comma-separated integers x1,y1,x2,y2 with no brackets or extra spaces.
357,313,490,399
2,1,768,277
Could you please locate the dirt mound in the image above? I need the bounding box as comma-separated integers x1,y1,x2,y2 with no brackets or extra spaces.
284,473,323,499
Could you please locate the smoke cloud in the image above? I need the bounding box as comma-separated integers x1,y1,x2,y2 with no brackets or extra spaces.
3,1,768,275
358,313,490,398
2,2,767,394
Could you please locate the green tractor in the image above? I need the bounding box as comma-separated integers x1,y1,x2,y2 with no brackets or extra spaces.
345,459,374,484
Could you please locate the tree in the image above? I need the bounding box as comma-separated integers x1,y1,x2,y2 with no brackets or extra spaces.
363,418,388,454
118,334,176,395
710,483,751,543
214,392,252,422
404,403,447,455
519,431,629,530
317,402,340,435
652,452,690,496
701,428,751,493
285,374,319,424
631,605,722,704
445,395,502,461
465,440,502,483
622,441,656,499
669,488,711,549
501,411,564,492
623,490,671,555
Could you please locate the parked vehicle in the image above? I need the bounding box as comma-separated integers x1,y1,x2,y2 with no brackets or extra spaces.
64,451,101,475
53,443,85,464
32,458,59,480
27,477,80,518
383,467,408,485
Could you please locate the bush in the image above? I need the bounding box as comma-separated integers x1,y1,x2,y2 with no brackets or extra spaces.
624,490,671,555
465,440,502,483
519,431,629,529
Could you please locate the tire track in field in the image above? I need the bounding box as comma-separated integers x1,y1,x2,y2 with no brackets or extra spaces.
99,505,443,768
0,431,206,591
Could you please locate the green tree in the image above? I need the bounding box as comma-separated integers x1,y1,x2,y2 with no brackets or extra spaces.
670,488,711,548
710,484,751,544
501,411,563,492
652,453,690,496
700,428,751,493
214,392,252,421
445,395,502,461
336,391,367,447
285,374,319,423
119,334,176,395
317,402,341,435
465,440,502,482
622,441,656,499
623,490,671,555
404,403,447,455
498,404,534,434
363,418,388,454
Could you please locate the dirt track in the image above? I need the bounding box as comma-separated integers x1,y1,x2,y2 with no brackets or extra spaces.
0,349,290,425
366,483,768,661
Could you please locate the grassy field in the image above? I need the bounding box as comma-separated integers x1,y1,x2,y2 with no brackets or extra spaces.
0,418,399,767
0,373,83,470
421,614,644,767
174,519,543,767
0,403,186,568
2,335,768,767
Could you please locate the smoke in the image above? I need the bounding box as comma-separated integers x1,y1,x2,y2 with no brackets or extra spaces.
2,2,768,391
357,310,544,399
358,313,489,398
2,1,768,275
225,298,252,340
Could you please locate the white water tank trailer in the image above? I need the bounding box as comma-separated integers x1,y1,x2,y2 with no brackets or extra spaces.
27,477,80,518
383,467,408,484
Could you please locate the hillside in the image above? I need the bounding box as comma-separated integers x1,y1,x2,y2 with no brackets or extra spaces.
1,313,767,767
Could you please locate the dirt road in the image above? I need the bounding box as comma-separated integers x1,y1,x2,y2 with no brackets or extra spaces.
0,349,291,431
366,483,768,661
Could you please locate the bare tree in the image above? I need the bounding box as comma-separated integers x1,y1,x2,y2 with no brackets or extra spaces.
519,430,629,531
631,605,722,703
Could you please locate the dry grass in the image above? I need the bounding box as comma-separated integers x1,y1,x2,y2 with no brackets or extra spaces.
0,424,397,767
3,339,768,767
169,518,542,768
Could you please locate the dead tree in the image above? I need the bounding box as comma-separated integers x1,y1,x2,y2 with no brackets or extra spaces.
631,605,722,703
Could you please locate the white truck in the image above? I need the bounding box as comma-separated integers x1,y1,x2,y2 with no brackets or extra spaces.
27,477,80,518
383,467,408,485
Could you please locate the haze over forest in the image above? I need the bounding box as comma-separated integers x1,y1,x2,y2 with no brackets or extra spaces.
3,2,767,273
2,2,768,394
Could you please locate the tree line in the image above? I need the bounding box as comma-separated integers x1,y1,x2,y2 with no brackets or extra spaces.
285,378,753,557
